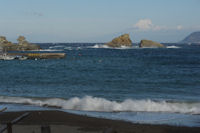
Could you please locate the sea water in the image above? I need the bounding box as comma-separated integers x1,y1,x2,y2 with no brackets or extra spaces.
0,43,200,127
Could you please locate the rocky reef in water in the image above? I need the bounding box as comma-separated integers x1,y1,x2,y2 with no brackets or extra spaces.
139,40,165,48
0,36,41,51
105,34,132,47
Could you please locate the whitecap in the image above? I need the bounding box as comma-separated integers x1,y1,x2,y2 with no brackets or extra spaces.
30,49,63,52
49,45,65,49
88,44,109,49
166,46,181,49
88,44,134,49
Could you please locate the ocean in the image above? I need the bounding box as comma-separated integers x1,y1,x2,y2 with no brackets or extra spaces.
0,43,200,127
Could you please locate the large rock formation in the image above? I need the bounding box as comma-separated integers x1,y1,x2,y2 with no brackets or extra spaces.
0,36,41,51
105,34,132,47
139,40,165,48
180,31,200,44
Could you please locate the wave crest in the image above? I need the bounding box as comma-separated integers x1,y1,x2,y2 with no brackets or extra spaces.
166,45,181,49
88,44,133,49
0,96,199,114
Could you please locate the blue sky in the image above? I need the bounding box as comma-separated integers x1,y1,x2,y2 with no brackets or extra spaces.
0,0,199,43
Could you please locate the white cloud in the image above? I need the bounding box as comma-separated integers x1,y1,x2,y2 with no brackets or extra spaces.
134,19,166,31
23,11,44,17
152,25,167,31
177,25,183,30
134,19,184,31
33,12,44,17
134,19,153,30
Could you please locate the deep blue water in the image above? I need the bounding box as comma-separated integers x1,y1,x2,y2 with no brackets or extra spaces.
1,43,200,101
0,43,200,126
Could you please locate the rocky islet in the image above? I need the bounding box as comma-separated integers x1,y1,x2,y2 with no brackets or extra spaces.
139,40,165,48
0,34,167,50
0,36,41,51
105,34,132,47
105,34,165,48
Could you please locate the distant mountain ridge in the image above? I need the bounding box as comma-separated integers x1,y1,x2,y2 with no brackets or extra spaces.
181,31,200,44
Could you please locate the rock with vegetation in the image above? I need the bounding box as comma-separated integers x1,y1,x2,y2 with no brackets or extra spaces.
180,31,200,44
17,36,29,46
105,34,132,47
139,40,165,48
16,36,41,51
0,36,41,51
0,36,13,47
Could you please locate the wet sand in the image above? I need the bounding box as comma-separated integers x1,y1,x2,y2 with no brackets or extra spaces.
0,110,200,133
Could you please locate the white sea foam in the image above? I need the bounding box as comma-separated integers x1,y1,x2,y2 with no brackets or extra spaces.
166,46,181,49
49,45,65,49
88,44,110,49
89,44,134,49
31,49,63,52
0,96,199,114
63,46,83,50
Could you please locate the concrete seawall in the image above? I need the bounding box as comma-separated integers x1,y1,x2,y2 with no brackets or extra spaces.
8,53,66,59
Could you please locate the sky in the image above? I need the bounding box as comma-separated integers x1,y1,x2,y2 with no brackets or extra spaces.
0,0,200,43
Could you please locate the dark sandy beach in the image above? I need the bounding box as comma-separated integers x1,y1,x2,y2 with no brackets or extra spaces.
0,110,200,133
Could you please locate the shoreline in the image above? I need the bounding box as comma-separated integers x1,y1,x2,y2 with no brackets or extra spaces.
0,110,200,133
1,100,200,128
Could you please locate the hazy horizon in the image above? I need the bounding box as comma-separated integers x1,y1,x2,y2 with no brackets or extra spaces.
0,0,200,43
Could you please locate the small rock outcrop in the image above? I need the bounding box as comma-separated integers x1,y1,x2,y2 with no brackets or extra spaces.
105,34,132,47
0,36,41,51
139,40,165,48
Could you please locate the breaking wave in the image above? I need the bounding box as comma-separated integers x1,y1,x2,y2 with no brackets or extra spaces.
89,44,181,49
166,46,181,49
88,44,134,49
0,96,200,114
88,44,110,49
46,44,181,51
49,45,66,49
31,49,64,52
